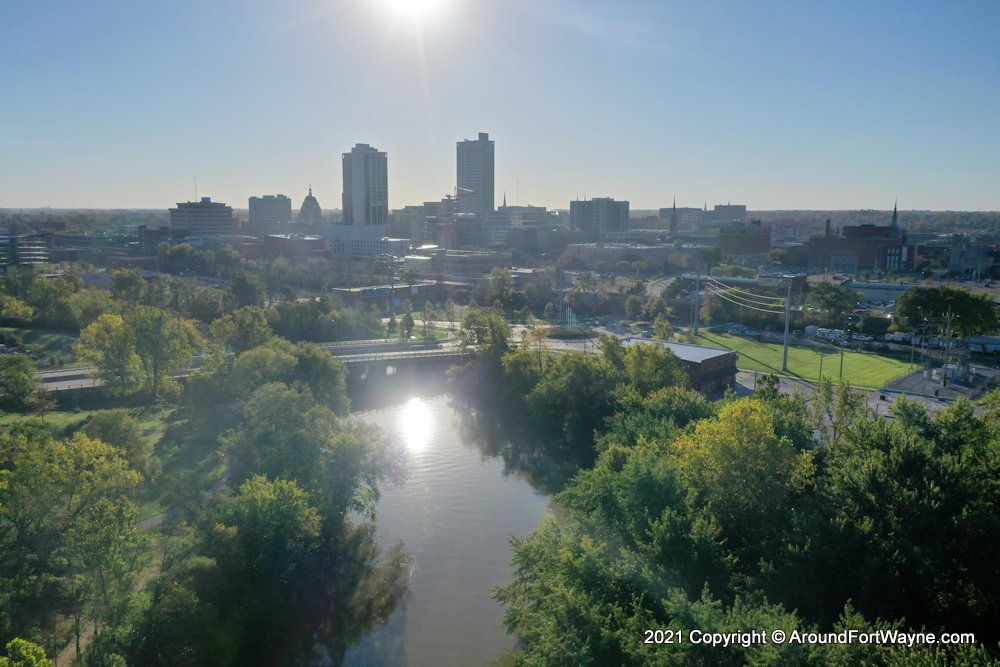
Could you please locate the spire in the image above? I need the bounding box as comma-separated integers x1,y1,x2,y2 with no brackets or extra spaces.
502,191,507,207
308,184,313,197
891,198,898,230
669,196,677,237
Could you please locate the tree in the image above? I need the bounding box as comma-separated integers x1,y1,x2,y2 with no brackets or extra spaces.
543,302,557,320
26,277,76,327
229,271,265,308
821,400,999,639
110,268,146,303
624,294,642,320
423,300,435,338
445,298,457,330
0,431,143,650
0,294,33,325
895,285,998,336
0,355,40,411
209,476,321,590
653,314,673,340
64,288,118,329
401,268,418,288
806,282,861,325
621,341,688,395
400,312,415,339
518,305,533,325
0,638,48,667
209,306,273,353
76,313,142,395
129,306,202,395
83,409,156,478
189,287,226,323
488,266,513,307
528,352,619,451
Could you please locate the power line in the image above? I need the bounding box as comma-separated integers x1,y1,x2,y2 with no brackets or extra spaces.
703,285,786,314
704,276,785,302
703,284,787,310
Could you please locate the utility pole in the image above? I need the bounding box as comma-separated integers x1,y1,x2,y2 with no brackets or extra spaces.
781,280,792,372
839,314,848,381
693,264,701,337
942,308,954,387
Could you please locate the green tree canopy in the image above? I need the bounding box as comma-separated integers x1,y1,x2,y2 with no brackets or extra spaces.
895,285,998,336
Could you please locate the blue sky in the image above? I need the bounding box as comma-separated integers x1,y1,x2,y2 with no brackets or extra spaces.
2,0,998,210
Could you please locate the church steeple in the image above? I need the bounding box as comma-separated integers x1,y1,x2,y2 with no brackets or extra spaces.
890,198,898,231
502,191,507,208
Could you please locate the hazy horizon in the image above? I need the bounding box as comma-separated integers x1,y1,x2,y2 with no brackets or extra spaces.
2,0,998,211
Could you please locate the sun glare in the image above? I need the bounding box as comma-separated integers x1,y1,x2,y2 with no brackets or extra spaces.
379,0,447,20
399,397,434,454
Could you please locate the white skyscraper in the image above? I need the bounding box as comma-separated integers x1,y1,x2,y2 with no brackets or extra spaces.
342,143,388,226
457,132,495,216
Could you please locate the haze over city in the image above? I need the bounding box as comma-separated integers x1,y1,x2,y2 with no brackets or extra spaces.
3,0,999,211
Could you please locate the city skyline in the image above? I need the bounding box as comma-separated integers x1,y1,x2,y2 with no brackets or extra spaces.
2,0,999,211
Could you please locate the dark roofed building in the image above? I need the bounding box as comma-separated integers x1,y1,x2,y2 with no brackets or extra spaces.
623,338,738,392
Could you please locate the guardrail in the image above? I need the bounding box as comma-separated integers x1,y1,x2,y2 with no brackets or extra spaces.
337,349,471,364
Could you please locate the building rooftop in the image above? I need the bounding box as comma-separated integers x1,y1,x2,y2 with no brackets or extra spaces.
623,338,738,363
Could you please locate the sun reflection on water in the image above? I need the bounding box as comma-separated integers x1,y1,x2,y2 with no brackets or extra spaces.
399,397,434,453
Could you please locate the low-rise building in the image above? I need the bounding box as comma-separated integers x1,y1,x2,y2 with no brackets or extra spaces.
1,234,49,268
718,220,771,266
623,338,738,391
403,247,511,278
564,242,670,267
805,213,913,273
264,233,327,259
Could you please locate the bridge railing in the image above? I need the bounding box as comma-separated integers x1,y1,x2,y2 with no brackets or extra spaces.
338,348,471,364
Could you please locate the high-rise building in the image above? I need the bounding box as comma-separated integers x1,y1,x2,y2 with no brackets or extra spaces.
296,187,325,225
570,197,629,241
456,132,495,216
169,197,234,236
342,143,388,226
249,194,292,233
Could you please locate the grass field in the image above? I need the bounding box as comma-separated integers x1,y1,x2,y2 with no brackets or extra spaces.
0,408,98,431
696,332,912,388
1,327,79,367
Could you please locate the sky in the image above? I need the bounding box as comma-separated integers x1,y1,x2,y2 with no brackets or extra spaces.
1,0,999,211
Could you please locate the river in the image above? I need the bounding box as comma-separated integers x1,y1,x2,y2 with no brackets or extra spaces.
343,394,552,666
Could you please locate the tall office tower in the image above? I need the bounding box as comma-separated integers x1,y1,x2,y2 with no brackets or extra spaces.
296,186,325,225
456,132,495,216
249,194,292,233
342,143,388,226
570,197,630,241
169,197,234,236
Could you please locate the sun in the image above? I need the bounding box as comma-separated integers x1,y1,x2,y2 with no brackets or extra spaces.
379,0,447,20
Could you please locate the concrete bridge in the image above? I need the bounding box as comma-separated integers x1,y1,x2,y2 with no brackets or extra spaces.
36,340,472,396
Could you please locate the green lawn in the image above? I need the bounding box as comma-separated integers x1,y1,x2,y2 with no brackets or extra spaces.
0,408,97,431
1,327,79,368
696,332,912,388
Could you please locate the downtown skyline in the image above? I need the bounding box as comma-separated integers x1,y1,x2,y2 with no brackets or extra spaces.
2,0,999,211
